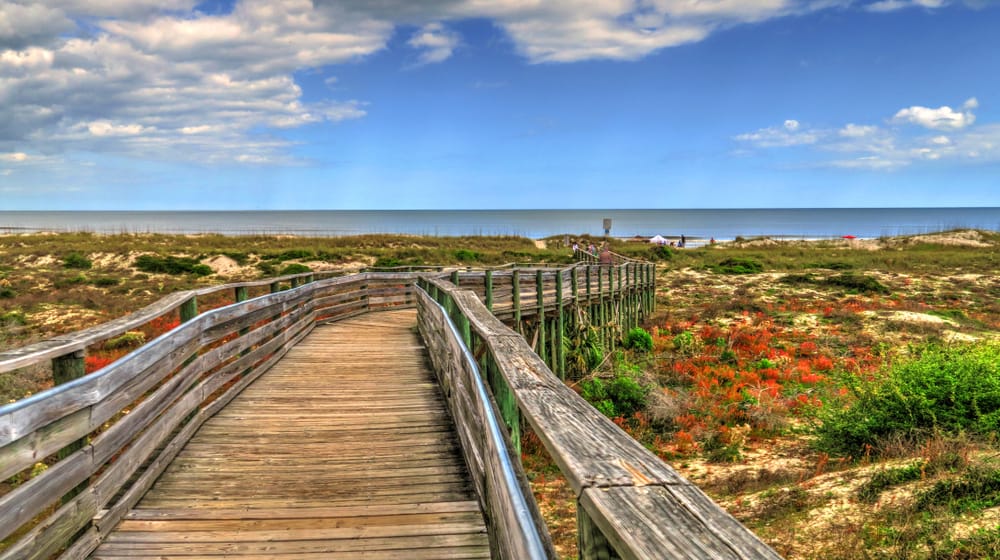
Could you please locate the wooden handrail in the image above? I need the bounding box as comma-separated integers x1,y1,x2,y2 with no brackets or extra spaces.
417,270,782,560
0,272,416,559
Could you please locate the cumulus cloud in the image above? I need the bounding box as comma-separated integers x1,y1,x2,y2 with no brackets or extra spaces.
736,97,997,170
893,98,977,130
408,23,460,64
0,0,383,163
0,0,968,166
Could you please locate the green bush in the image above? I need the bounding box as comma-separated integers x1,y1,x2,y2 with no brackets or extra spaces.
454,249,480,262
104,331,146,350
825,273,890,294
135,255,210,275
91,277,120,287
372,257,402,268
712,257,763,274
221,251,250,265
266,249,314,261
624,327,653,352
0,311,27,326
280,263,312,275
649,246,674,261
63,252,92,270
580,371,650,418
0,287,16,298
816,342,1000,456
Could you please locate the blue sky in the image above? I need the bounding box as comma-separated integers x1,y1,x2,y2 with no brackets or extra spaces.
1,0,998,210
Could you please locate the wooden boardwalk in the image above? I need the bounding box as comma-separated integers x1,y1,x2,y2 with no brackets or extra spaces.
90,310,491,559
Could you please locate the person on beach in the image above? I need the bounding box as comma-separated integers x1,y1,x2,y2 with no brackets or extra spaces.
680,234,686,248
588,243,596,255
599,245,613,266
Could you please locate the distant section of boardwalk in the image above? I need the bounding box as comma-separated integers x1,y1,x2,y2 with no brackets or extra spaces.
90,310,490,559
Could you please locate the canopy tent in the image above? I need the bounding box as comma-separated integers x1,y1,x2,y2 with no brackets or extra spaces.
648,235,668,244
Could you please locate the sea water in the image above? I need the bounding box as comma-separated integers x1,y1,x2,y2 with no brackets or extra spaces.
0,208,997,240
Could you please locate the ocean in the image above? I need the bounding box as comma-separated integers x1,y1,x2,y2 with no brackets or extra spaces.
0,208,997,241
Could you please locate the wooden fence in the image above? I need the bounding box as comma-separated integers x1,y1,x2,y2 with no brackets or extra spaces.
0,272,414,560
418,267,783,560
0,263,782,560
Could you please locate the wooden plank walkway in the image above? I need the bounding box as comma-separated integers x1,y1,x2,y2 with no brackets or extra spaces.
90,310,491,559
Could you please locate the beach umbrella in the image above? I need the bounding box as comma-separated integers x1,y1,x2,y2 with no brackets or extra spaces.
842,235,857,239
648,235,668,244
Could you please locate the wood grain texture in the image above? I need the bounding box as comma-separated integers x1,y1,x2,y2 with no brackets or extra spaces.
91,310,490,559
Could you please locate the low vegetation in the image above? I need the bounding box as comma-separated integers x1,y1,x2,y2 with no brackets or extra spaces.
1,229,999,559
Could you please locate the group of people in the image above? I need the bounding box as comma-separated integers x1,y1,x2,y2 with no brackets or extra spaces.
571,241,615,264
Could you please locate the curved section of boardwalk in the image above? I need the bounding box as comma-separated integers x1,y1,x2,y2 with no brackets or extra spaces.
90,310,490,559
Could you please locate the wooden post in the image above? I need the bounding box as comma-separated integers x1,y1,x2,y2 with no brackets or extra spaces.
458,313,472,349
608,266,616,350
451,270,460,287
578,507,621,560
651,263,657,312
536,270,546,364
485,269,493,312
570,266,579,335
270,281,280,294
235,286,251,376
512,269,521,334
52,350,87,503
555,269,565,380
179,296,197,323
550,318,557,371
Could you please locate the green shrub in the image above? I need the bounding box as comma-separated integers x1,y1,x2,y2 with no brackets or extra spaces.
280,263,312,275
806,261,853,270
104,331,146,350
857,462,925,503
91,277,120,287
373,257,402,268
825,273,889,294
266,249,314,261
624,327,653,352
780,273,816,285
816,342,1000,456
0,311,27,326
915,467,1000,513
190,264,213,276
712,257,763,274
0,287,16,298
580,371,650,418
135,255,209,275
221,252,250,265
63,252,92,269
454,249,480,262
650,246,674,261
672,330,702,355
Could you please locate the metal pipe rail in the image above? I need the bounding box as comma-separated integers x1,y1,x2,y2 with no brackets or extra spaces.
418,289,554,559
418,272,782,560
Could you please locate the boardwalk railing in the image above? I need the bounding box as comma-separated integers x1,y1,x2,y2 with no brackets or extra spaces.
417,269,782,560
0,263,781,560
0,272,414,560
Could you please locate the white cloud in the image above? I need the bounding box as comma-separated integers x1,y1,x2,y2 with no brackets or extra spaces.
893,99,977,130
866,0,948,12
735,122,819,148
736,97,998,170
0,152,29,162
839,124,879,137
408,23,460,64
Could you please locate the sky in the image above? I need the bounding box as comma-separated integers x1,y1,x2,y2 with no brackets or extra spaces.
1,0,999,210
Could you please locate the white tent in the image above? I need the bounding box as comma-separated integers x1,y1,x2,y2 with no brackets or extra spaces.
648,235,668,245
